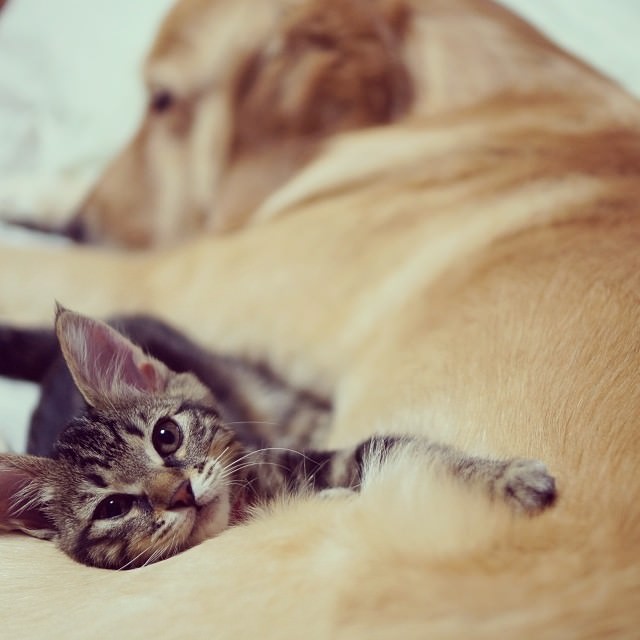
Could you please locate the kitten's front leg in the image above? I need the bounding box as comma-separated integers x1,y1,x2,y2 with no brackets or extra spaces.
348,436,557,515
246,436,557,515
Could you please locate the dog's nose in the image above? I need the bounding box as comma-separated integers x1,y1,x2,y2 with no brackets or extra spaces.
169,480,196,509
64,215,89,243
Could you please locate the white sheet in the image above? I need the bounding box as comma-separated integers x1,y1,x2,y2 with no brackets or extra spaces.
0,0,639,452
0,0,175,221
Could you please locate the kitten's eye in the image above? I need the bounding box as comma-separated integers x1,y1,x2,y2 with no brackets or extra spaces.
152,418,183,456
150,89,174,114
92,494,135,521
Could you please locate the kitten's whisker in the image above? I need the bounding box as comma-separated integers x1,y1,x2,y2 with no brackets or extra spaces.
222,421,279,427
119,520,184,570
223,447,273,465
143,532,180,568
154,522,174,544
117,542,157,571
159,526,186,566
219,446,300,473
141,547,164,569
208,445,229,470
224,447,320,467
225,461,289,474
220,460,289,477
220,459,264,474
154,539,174,564
224,478,252,487
223,478,254,491
236,447,321,465
259,447,325,464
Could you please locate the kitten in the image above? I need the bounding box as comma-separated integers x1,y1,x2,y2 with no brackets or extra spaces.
0,307,556,569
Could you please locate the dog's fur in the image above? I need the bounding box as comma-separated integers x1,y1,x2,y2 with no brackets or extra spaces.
2,0,640,637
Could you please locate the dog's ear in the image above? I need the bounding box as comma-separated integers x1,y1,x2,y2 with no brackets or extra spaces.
0,453,58,540
230,0,413,155
372,0,412,40
55,305,174,410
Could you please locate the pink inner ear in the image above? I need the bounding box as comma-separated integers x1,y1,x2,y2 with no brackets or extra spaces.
58,309,173,405
86,323,165,393
0,471,25,520
138,361,164,392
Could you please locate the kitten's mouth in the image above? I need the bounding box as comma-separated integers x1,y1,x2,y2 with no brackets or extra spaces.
195,494,219,514
194,496,220,513
187,491,231,545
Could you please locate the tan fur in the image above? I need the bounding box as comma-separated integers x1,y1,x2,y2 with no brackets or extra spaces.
2,0,640,636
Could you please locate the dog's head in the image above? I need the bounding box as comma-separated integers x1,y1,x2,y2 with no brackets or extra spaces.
69,0,615,248
72,0,414,247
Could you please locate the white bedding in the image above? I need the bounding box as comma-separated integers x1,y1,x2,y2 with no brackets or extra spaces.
0,0,639,452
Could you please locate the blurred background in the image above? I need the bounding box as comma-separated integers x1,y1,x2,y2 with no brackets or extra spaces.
0,0,639,451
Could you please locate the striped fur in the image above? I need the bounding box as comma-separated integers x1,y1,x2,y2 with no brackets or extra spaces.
0,309,555,568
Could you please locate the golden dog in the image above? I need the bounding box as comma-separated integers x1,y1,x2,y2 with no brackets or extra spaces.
2,0,640,637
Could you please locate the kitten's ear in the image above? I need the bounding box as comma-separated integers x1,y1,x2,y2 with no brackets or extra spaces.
0,453,58,540
55,305,174,409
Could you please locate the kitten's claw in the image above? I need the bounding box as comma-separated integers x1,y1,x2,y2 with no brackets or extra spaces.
499,459,557,514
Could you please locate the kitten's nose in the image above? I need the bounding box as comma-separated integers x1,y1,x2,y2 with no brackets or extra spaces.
169,480,195,509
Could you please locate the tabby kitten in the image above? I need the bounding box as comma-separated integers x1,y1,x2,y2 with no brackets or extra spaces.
0,308,556,569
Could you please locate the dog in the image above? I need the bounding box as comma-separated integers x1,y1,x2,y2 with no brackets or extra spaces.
1,0,640,637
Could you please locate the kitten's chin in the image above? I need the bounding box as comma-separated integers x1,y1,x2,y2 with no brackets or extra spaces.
188,489,232,546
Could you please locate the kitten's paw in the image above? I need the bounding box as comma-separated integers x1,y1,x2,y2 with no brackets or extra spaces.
499,459,557,514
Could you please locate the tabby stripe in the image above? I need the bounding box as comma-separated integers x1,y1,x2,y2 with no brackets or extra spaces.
77,455,113,469
85,473,108,488
354,435,404,473
100,418,127,446
54,443,112,469
176,401,219,421
123,424,145,438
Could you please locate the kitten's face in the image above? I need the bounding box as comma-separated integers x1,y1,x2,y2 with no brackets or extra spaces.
48,392,246,569
0,309,252,569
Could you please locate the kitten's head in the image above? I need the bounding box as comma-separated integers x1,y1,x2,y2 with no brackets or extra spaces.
0,308,246,569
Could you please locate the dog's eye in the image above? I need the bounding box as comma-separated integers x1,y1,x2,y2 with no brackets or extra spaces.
93,494,135,521
150,90,174,114
305,32,336,50
152,418,183,456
